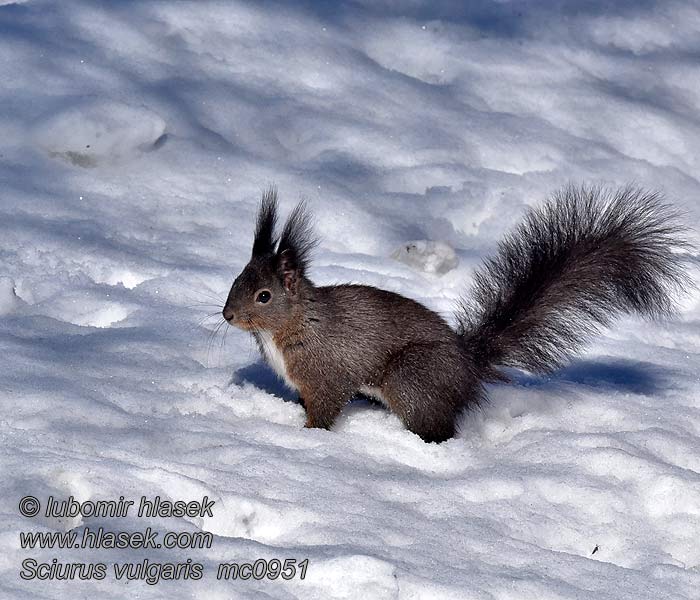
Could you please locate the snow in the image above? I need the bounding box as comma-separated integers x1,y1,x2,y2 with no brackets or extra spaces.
1,1,700,599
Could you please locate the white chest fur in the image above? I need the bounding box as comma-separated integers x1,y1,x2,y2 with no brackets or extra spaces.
256,331,297,390
359,385,388,407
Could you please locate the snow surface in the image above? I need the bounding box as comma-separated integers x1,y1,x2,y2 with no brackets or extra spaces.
1,1,700,599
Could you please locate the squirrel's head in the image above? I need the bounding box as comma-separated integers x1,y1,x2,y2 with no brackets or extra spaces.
223,187,316,332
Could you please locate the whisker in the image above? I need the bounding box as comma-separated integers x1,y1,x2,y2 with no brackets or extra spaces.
206,318,226,367
186,302,224,310
196,311,225,328
219,321,230,358
177,310,221,337
245,318,261,360
179,280,227,309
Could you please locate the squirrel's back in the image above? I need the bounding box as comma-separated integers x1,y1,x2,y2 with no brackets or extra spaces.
316,284,455,345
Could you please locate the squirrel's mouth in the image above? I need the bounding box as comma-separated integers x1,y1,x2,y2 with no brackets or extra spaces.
222,306,263,332
226,316,258,332
223,306,247,329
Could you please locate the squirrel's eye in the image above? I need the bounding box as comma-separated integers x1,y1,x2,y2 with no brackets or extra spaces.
256,290,271,304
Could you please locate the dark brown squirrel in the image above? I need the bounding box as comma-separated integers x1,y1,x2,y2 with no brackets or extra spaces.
223,185,689,443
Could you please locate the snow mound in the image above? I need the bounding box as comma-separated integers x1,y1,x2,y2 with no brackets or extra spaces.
42,292,135,328
87,266,153,290
391,240,458,274
33,100,166,167
302,555,397,599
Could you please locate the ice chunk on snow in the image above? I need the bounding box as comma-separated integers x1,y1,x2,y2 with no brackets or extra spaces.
0,276,20,315
33,100,166,167
391,240,458,275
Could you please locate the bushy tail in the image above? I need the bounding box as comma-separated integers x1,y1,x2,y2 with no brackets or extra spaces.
457,185,691,378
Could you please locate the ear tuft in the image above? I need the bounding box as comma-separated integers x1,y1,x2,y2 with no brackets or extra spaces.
252,186,279,256
277,200,318,292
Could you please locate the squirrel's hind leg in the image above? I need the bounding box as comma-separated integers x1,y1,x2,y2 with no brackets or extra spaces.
380,342,478,443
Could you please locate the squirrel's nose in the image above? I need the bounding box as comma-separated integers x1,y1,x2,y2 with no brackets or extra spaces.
223,305,235,322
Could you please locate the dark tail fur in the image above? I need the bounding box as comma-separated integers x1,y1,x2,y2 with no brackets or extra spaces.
457,185,691,378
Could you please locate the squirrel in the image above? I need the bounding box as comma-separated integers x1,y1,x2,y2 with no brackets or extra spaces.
223,185,689,443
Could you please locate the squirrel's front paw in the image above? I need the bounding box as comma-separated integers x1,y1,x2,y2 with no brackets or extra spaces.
304,415,329,429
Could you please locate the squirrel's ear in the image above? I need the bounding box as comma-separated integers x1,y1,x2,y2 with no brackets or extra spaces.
276,200,317,294
278,248,300,294
252,186,279,257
